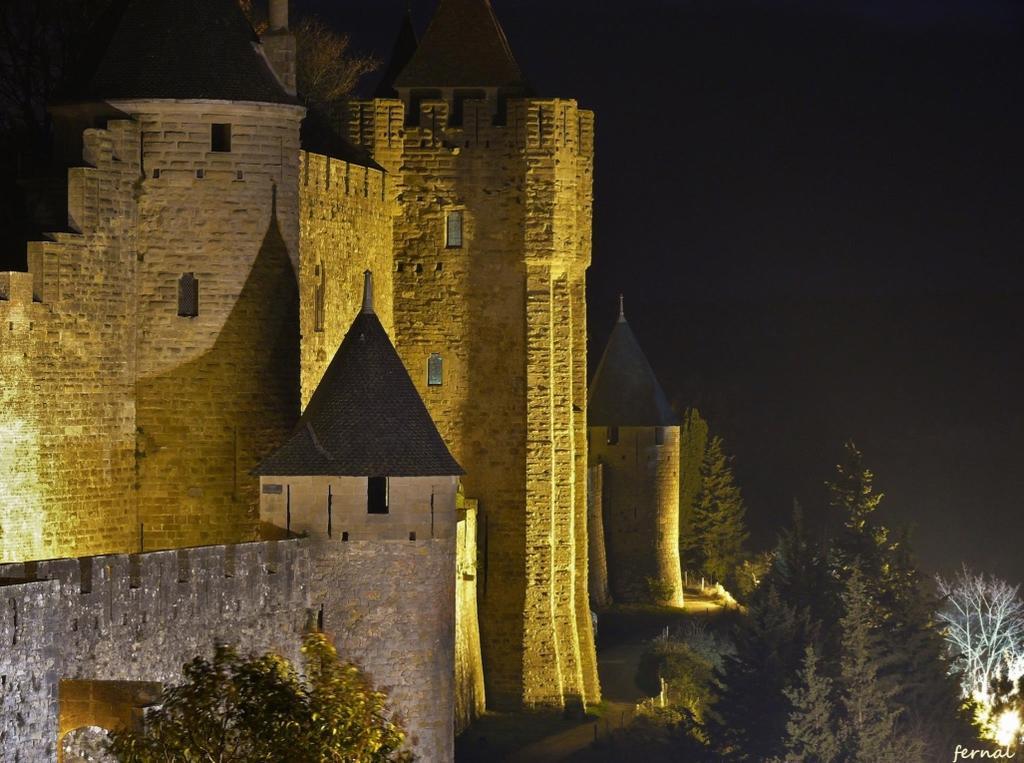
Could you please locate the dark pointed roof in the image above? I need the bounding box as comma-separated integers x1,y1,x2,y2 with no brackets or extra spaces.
588,301,680,428
256,273,463,477
73,0,295,105
374,9,419,98
393,0,528,91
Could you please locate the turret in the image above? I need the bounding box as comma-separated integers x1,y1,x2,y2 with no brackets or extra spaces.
588,298,684,606
256,272,463,762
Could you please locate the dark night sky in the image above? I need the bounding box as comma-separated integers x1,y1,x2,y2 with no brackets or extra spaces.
296,0,1023,583
12,0,1022,582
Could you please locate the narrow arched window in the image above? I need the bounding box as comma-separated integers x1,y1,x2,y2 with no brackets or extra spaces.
655,427,665,446
446,211,463,248
607,426,619,446
178,273,199,317
427,353,443,386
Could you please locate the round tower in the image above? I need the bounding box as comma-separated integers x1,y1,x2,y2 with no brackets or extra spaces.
53,0,307,550
256,272,464,762
588,298,684,606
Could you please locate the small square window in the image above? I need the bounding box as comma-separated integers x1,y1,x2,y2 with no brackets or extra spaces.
211,123,231,152
427,353,443,387
368,476,389,514
446,211,463,248
178,273,199,317
607,426,619,446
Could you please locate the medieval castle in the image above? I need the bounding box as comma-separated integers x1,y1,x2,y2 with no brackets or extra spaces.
0,0,684,760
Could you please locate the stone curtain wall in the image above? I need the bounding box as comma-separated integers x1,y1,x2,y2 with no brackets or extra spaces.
455,498,486,732
586,464,611,608
123,100,305,551
310,538,457,763
590,426,684,605
298,151,394,407
0,120,141,562
348,96,600,710
0,540,310,760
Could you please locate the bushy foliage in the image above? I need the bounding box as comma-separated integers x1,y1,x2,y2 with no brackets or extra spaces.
108,631,409,762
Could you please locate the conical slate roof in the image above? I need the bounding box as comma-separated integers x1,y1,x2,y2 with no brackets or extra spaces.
394,0,528,90
74,0,295,104
588,302,680,428
256,274,463,477
374,9,419,98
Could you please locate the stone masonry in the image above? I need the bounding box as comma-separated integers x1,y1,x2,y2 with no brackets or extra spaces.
347,94,600,709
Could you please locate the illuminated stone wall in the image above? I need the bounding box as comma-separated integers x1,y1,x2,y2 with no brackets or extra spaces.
589,426,684,605
0,540,311,760
455,496,486,732
348,97,600,709
0,120,141,562
586,464,611,607
123,100,305,552
297,151,394,407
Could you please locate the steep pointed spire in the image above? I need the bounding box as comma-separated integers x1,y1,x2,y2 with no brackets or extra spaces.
374,7,419,98
589,309,680,428
255,276,463,477
394,0,528,91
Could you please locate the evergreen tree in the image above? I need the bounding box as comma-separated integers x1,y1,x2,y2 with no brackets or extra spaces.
783,645,841,763
679,407,709,574
827,441,887,582
838,567,901,761
693,435,749,587
710,584,813,760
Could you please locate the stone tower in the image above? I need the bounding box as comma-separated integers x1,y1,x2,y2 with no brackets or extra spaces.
346,0,600,709
588,300,684,606
67,0,305,551
256,272,463,762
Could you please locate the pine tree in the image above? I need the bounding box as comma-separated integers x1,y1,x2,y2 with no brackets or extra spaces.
693,435,749,587
679,407,709,574
783,645,841,763
710,584,813,760
828,441,887,580
838,566,901,761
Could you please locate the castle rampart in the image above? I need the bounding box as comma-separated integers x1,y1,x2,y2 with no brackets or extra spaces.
0,540,311,760
298,150,395,407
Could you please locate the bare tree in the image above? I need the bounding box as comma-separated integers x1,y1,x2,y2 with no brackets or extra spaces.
935,565,1024,702
293,17,378,127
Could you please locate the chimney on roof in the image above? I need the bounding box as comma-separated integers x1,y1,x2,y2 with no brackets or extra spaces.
269,0,289,31
263,1,297,95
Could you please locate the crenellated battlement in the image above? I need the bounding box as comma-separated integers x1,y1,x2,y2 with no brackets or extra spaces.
300,150,386,204
348,96,594,156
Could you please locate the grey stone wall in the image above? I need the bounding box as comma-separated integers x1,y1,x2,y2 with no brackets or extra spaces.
312,537,456,763
0,540,310,761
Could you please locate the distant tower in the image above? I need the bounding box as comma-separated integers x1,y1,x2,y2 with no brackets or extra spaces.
52,0,307,550
347,0,600,709
256,272,463,762
588,298,684,606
